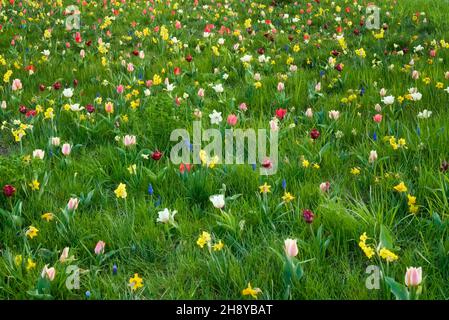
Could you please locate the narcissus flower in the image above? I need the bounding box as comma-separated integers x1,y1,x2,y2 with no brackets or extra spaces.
41,212,54,222
242,283,262,299
114,183,127,199
394,182,408,193
26,226,39,239
259,182,271,193
196,231,212,248
129,273,144,291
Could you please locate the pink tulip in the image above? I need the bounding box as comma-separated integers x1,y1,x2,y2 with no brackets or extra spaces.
411,70,420,80
116,85,124,94
123,135,136,147
67,197,79,211
61,143,71,156
405,267,422,287
284,239,298,257
239,103,247,111
197,88,205,98
41,265,56,281
94,240,106,255
277,82,285,92
319,181,330,193
12,79,23,91
373,114,383,123
305,108,313,118
369,150,378,163
227,114,238,126
60,247,70,263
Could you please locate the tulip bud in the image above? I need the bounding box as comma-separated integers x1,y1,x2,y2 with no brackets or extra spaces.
405,267,422,287
284,239,299,257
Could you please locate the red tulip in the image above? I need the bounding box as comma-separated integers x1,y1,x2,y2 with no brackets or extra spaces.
3,185,16,197
310,128,320,140
185,54,192,62
275,108,287,120
151,150,163,161
302,209,314,224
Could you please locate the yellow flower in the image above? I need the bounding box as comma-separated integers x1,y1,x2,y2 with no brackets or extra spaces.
14,255,23,266
242,282,262,299
350,167,361,175
302,159,310,168
26,258,36,271
379,248,399,262
407,194,416,206
114,183,127,199
153,74,162,85
129,273,144,291
409,204,419,214
29,180,40,191
394,182,408,193
293,44,300,52
355,48,366,58
259,182,271,194
282,192,295,203
213,240,224,251
41,212,54,222
196,231,212,248
359,232,368,243
26,226,39,239
127,164,137,175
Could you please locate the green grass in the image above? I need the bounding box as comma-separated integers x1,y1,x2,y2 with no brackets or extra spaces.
0,0,449,300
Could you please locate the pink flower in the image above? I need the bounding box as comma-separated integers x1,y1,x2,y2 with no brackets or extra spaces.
197,88,205,98
405,267,422,287
127,63,134,72
239,103,247,111
67,197,79,211
175,20,182,29
315,82,321,92
123,135,137,147
277,82,285,92
319,181,330,193
373,114,383,123
305,108,313,118
11,79,22,91
328,110,340,120
80,49,85,58
429,49,436,57
61,143,71,156
41,265,56,281
59,247,70,263
284,239,298,257
116,85,124,94
94,240,106,255
227,114,238,126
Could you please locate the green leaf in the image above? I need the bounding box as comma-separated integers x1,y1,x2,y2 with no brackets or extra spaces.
385,277,409,300
379,225,394,250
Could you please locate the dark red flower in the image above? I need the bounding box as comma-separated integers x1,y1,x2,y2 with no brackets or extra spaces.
275,108,287,120
132,50,139,56
302,209,314,224
261,159,272,169
257,47,265,55
335,63,343,72
53,82,61,90
39,84,46,91
3,185,16,197
73,79,78,87
310,128,320,140
185,54,193,63
19,105,27,114
151,150,163,161
331,50,340,57
86,104,95,113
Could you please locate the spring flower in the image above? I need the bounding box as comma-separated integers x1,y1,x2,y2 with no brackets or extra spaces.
275,108,287,120
29,180,40,191
282,192,295,203
11,79,22,91
61,143,71,156
26,258,36,271
41,265,56,281
197,231,212,248
350,167,361,175
123,135,137,147
394,182,408,193
284,239,299,257
358,232,375,259
63,88,74,98
379,248,399,262
3,185,16,197
209,110,223,125
405,267,422,287
59,247,70,263
41,212,54,222
305,108,313,118
26,226,39,239
94,240,106,255
129,273,144,291
242,283,262,299
310,128,320,140
369,150,378,163
373,114,383,123
259,182,271,194
114,183,127,199
213,240,224,251
227,114,238,126
33,149,45,160
319,182,330,193
209,194,225,209
382,95,395,105
277,82,285,92
67,197,79,211
302,209,314,224
51,137,61,146
105,102,114,114
328,110,340,120
157,208,177,224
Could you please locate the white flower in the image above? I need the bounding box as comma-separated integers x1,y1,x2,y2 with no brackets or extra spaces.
240,54,253,63
328,110,340,120
62,88,74,98
209,110,223,125
417,109,432,119
70,104,84,112
212,83,224,93
42,50,50,56
218,38,225,45
413,45,424,53
209,194,225,209
381,95,395,105
165,81,176,92
157,208,177,224
222,73,229,80
33,149,45,160
144,89,151,96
